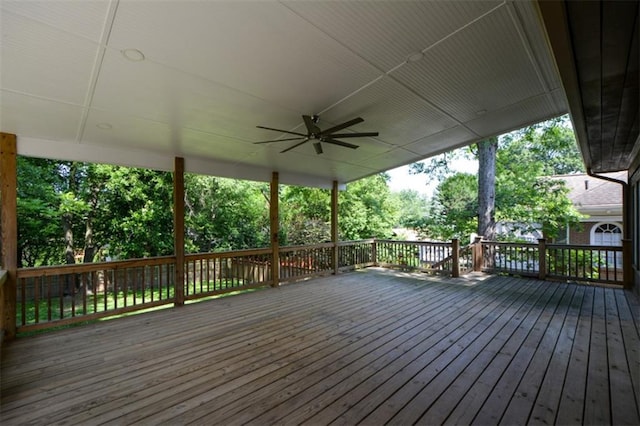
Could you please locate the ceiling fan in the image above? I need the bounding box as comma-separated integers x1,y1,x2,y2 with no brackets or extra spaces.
254,115,378,154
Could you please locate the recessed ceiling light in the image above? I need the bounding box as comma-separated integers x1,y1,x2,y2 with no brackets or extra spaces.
122,48,145,62
406,52,424,63
96,122,113,130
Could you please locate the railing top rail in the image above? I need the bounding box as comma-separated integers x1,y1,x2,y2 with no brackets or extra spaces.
185,247,271,260
17,255,177,277
337,239,375,246
481,241,538,247
546,243,623,251
375,239,451,246
280,242,334,251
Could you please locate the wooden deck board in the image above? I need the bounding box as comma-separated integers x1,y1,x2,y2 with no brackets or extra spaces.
1,268,638,425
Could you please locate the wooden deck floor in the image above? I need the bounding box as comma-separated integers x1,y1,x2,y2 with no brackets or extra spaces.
2,268,639,425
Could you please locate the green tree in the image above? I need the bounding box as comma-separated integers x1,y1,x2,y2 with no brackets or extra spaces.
280,186,331,246
390,190,430,229
88,165,174,260
16,157,65,266
416,173,478,241
185,176,270,252
339,174,398,240
412,117,584,241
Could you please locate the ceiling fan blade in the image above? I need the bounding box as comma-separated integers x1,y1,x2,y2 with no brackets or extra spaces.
256,125,307,137
322,137,359,149
302,115,320,135
253,137,305,144
313,142,323,155
329,132,379,138
320,117,364,135
280,138,309,153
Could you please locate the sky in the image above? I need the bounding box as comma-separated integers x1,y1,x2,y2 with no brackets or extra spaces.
386,158,478,197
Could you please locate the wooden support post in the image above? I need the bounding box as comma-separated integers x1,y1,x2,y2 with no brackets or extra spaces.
173,157,185,306
372,239,377,266
622,239,632,290
472,236,483,272
1,133,18,340
452,238,460,278
331,180,339,275
538,238,547,280
270,172,280,287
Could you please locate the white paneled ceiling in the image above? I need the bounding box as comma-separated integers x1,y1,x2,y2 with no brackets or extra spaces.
1,0,568,188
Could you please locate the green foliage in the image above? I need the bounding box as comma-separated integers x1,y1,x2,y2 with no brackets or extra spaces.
412,116,584,241
280,186,331,245
339,174,398,240
94,166,175,259
416,173,478,241
279,174,399,244
17,157,65,266
499,116,584,175
390,190,430,229
17,160,398,266
185,176,270,252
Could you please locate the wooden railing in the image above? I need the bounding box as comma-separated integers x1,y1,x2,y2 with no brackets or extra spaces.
16,256,176,332
481,239,625,285
184,248,272,300
480,241,540,277
279,243,334,282
338,239,376,270
12,237,625,333
546,243,623,284
458,243,475,275
375,240,457,274
12,239,461,332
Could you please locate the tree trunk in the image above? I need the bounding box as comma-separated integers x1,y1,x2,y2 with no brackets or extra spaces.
83,220,95,264
477,137,497,241
63,213,75,265
63,212,76,295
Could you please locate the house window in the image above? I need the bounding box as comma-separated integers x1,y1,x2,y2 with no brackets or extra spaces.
591,222,623,266
592,222,623,246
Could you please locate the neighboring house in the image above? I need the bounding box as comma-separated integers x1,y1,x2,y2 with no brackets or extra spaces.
554,171,626,247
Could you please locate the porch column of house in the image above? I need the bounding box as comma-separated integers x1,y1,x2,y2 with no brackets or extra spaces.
270,172,280,287
173,157,185,306
331,180,339,275
1,133,18,341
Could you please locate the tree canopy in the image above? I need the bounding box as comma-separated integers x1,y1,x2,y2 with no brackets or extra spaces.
16,159,400,267
413,117,585,241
